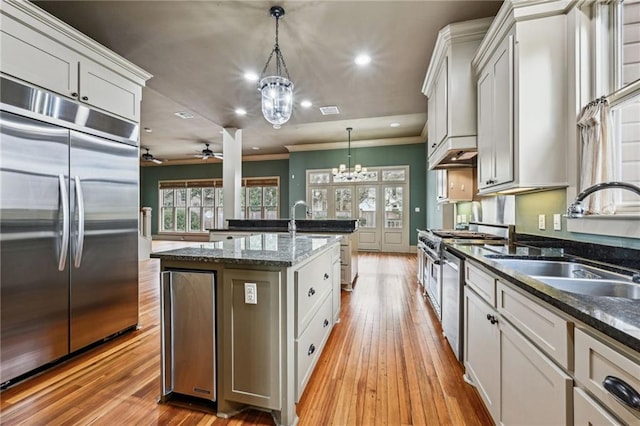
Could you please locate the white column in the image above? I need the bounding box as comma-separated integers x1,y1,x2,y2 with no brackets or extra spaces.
222,128,242,224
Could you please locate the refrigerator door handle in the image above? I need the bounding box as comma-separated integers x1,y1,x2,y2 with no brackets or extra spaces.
74,176,85,268
58,174,70,271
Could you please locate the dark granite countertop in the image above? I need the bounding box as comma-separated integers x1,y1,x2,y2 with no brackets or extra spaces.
208,219,358,234
151,233,341,267
447,243,640,353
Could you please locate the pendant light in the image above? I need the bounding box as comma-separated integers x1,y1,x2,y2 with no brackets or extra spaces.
259,6,293,129
332,127,368,181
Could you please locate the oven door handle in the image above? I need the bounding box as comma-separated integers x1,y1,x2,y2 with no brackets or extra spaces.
443,259,459,271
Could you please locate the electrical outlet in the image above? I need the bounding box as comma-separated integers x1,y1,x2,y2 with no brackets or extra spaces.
244,282,257,304
553,213,562,231
538,214,546,230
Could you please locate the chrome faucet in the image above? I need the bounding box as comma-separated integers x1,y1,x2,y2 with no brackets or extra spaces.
289,200,308,234
567,181,640,218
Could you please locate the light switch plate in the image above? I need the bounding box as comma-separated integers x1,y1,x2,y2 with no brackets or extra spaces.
244,282,257,304
553,213,561,231
538,214,546,230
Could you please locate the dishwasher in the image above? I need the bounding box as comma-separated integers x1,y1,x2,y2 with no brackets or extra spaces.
441,247,464,362
161,270,216,402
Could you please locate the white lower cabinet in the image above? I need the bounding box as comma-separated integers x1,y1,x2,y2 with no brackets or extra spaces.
574,387,622,426
464,260,572,425
500,318,572,425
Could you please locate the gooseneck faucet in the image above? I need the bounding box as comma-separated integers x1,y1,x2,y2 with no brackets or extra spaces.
289,200,308,234
567,181,640,218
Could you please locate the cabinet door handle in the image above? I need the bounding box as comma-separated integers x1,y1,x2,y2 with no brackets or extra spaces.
431,143,437,148
323,319,329,328
308,287,316,297
71,92,78,98
307,344,316,356
323,273,329,280
603,376,640,412
82,96,89,101
486,314,498,325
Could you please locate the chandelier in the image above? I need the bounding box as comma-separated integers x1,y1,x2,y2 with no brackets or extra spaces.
259,6,293,129
332,127,368,181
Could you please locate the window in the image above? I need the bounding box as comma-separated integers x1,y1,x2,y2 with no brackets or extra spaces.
159,177,279,233
594,0,640,211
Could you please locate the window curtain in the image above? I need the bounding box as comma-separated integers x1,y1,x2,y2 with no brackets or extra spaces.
577,98,616,214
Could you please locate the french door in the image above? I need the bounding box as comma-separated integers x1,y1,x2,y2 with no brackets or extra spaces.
307,166,409,253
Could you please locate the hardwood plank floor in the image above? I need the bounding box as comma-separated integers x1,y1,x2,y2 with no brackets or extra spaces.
0,250,492,425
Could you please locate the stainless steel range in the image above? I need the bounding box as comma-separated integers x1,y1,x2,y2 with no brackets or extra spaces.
417,223,512,361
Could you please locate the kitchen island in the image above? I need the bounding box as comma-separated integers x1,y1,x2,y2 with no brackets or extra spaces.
151,232,342,426
210,219,359,290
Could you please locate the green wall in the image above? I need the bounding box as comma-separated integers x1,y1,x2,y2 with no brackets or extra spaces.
515,188,640,249
289,143,427,245
140,159,290,235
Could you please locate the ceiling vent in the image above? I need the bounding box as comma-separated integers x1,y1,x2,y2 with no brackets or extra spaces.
174,111,195,119
319,106,340,115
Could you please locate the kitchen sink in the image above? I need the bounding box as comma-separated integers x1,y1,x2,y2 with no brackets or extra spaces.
489,259,626,281
531,277,640,299
489,258,640,299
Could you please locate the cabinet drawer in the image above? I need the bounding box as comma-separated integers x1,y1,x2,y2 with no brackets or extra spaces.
295,292,333,401
466,262,496,306
295,253,332,335
497,281,571,369
575,328,640,424
574,387,622,426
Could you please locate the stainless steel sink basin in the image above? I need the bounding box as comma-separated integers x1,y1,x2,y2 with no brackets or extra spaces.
490,259,626,281
489,258,640,299
531,277,640,299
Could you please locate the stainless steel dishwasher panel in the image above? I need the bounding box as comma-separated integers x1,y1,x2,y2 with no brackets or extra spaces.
162,270,216,401
441,249,463,362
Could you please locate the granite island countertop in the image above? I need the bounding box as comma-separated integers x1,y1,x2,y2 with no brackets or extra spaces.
448,243,640,353
151,232,342,267
208,219,359,234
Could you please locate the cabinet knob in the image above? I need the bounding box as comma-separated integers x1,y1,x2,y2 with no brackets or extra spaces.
323,273,329,280
602,376,640,412
307,344,316,356
82,96,89,101
486,314,498,325
71,92,78,98
431,143,437,148
323,319,329,328
308,287,316,297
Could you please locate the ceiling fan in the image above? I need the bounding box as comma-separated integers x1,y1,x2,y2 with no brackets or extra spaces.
194,143,223,160
141,147,163,164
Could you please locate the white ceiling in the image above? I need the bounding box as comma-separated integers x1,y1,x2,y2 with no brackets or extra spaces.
34,0,503,162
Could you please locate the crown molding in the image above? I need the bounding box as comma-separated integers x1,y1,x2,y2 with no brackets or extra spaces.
284,136,424,152
140,153,289,167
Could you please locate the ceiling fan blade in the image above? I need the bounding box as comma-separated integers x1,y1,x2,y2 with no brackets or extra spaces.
213,153,223,160
202,154,209,160
152,158,163,164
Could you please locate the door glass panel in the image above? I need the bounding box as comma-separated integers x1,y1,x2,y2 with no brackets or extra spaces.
384,186,403,228
311,188,328,219
357,187,377,228
309,172,330,184
382,169,406,181
335,187,352,219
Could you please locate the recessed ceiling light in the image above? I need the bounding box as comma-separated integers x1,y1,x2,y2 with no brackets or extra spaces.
174,111,195,119
390,122,400,128
354,54,371,66
300,100,312,108
235,108,247,116
244,71,259,82
252,146,261,150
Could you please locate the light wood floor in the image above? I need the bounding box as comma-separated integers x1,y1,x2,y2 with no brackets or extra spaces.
0,250,492,425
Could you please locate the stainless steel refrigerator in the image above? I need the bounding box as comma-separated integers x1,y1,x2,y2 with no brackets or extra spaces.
0,77,139,384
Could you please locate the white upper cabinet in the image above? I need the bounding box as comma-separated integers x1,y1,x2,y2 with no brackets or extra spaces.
0,0,151,123
422,18,493,170
472,0,569,195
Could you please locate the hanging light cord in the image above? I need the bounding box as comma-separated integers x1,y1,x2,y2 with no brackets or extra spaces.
347,127,352,175
260,11,291,81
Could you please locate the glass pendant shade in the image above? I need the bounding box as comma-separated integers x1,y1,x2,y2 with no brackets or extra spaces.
260,75,293,129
